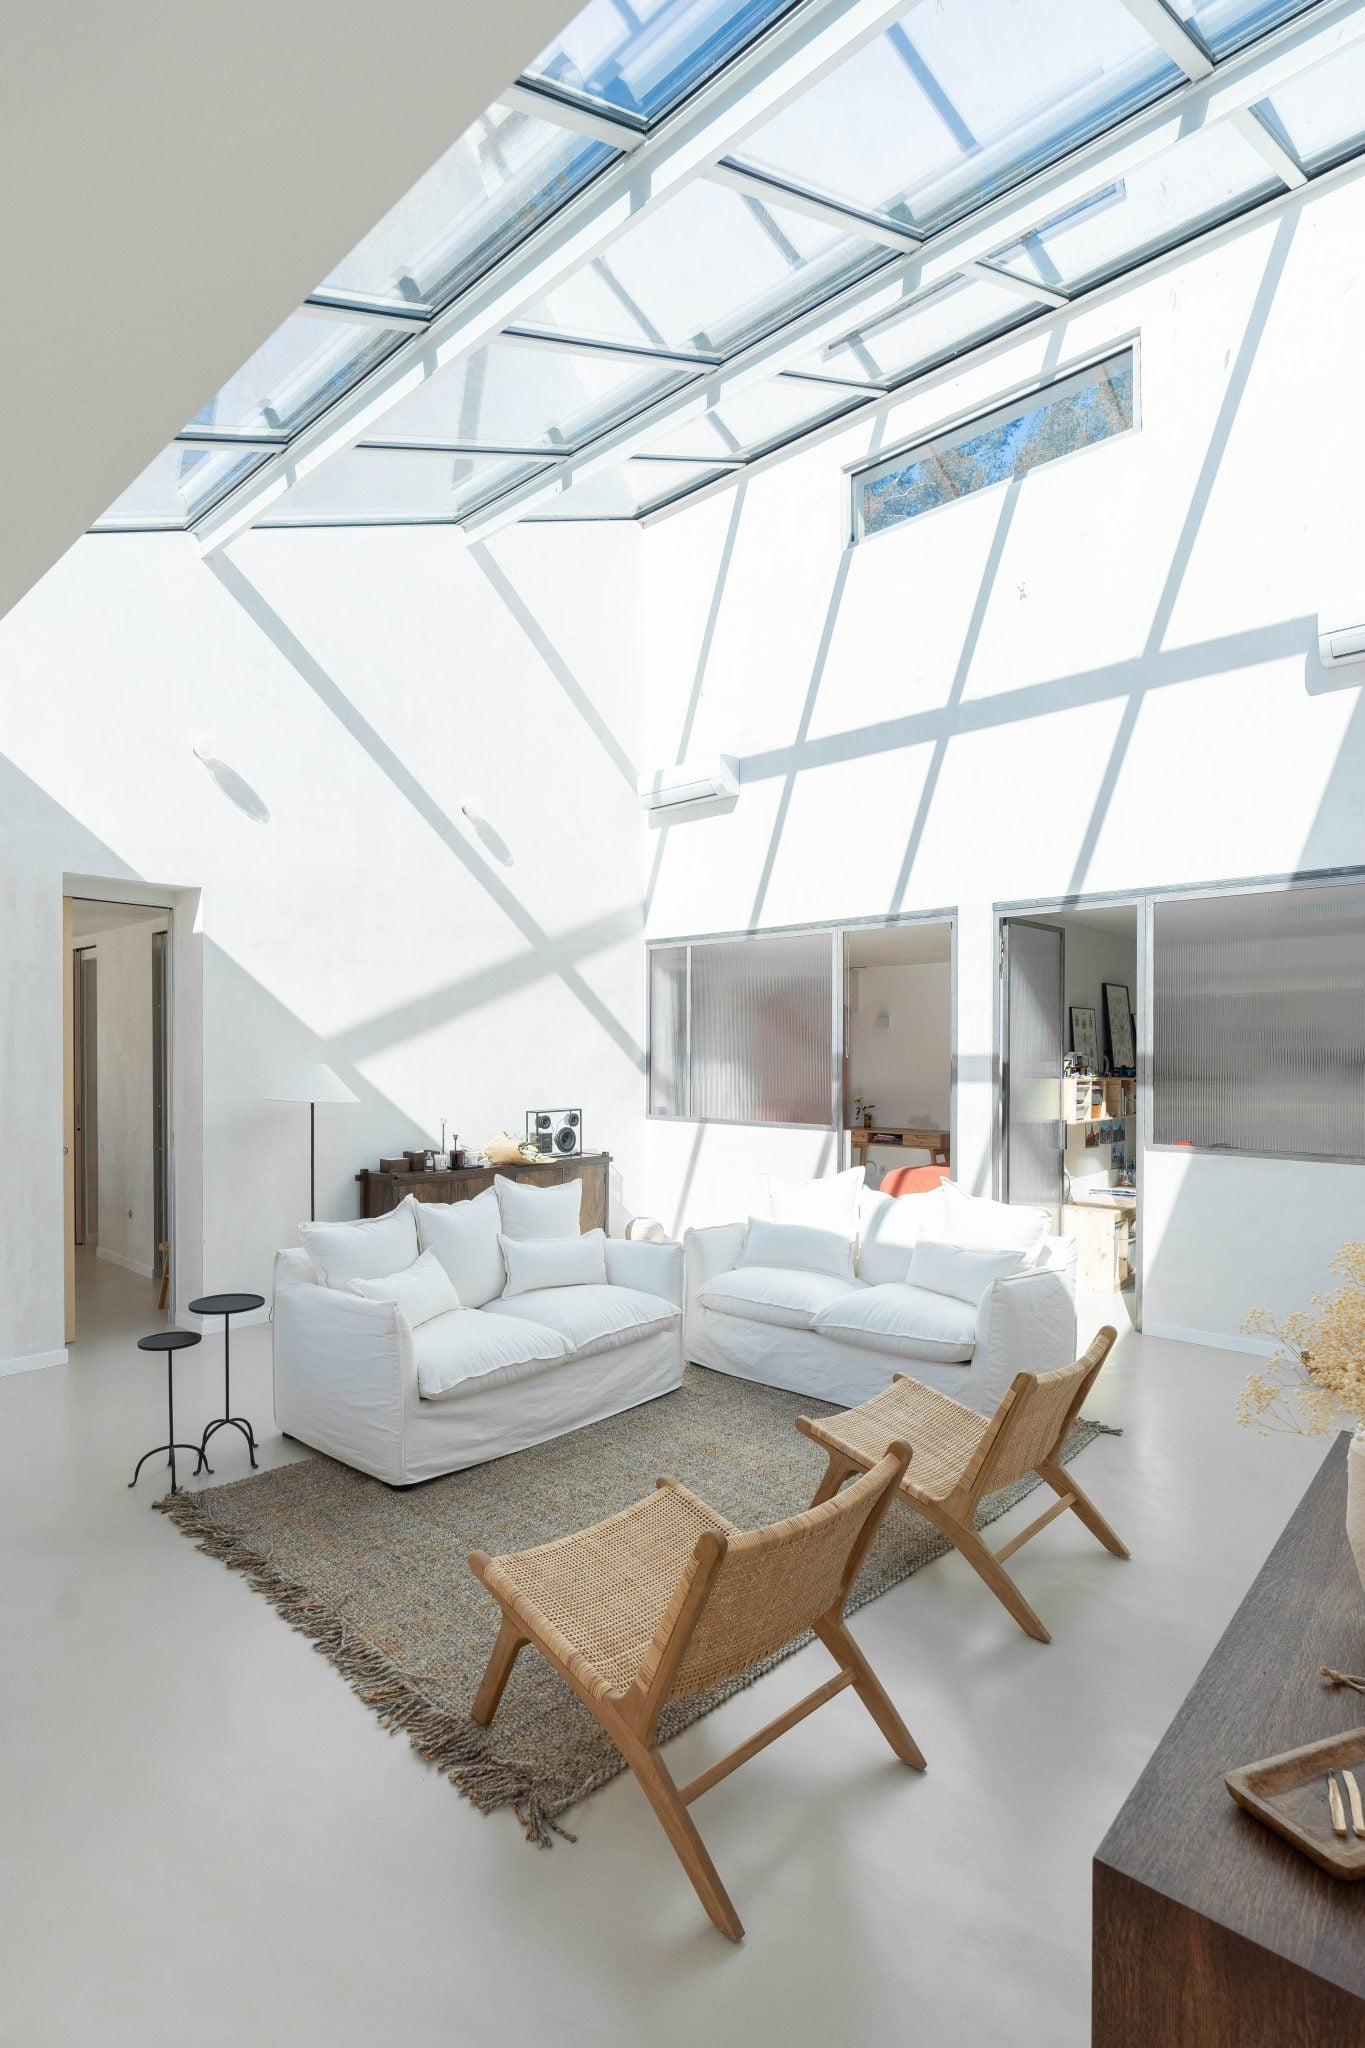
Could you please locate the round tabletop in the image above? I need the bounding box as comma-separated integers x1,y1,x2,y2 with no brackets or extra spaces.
189,1293,265,1316
137,1329,202,1352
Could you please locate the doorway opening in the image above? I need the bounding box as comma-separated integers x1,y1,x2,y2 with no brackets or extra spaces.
66,898,173,1346
1000,904,1138,1309
842,921,954,1189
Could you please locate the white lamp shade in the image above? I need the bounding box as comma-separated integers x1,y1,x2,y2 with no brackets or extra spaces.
267,1062,358,1106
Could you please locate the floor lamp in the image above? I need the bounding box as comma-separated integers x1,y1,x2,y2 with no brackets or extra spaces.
268,1063,358,1221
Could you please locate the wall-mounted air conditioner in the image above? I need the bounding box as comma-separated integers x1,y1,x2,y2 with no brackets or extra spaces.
637,755,739,814
1317,621,1365,669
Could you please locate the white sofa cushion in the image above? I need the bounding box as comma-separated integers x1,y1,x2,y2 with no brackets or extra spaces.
501,1228,607,1296
495,1173,582,1241
300,1197,418,1290
700,1266,866,1332
412,1308,570,1402
907,1237,1025,1306
812,1281,977,1362
485,1283,679,1361
351,1246,462,1326
737,1217,856,1281
416,1189,505,1308
764,1166,864,1240
857,1185,948,1285
941,1183,1050,1257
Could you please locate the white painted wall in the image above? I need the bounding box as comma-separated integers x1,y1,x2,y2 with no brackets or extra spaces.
640,170,1365,1339
0,520,645,1368
88,920,160,1275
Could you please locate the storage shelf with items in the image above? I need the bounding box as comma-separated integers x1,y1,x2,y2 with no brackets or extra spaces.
1061,1075,1135,1125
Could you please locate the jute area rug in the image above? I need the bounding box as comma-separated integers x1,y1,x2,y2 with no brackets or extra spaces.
157,1367,1115,1845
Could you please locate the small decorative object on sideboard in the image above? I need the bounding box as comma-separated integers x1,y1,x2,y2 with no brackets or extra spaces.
525,1108,582,1158
1224,1728,1365,1879
1239,1241,1365,1597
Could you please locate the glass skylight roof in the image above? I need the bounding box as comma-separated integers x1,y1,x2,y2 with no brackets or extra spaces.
88,0,1365,537
793,272,1047,387
729,0,1182,235
524,457,733,517
316,108,613,315
525,0,798,124
376,338,687,450
258,448,545,525
519,178,889,356
1256,36,1365,173
92,445,270,530
189,313,404,436
987,124,1279,295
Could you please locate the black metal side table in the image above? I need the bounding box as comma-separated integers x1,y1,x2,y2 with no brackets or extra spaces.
129,1331,210,1496
191,1293,265,1469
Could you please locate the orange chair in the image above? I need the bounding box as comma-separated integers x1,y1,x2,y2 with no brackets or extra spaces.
879,1165,951,1198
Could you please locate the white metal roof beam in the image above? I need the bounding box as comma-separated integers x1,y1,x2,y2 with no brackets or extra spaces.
463,0,1365,535
1227,102,1309,186
962,258,1069,308
707,159,922,249
499,80,647,151
1114,0,1214,80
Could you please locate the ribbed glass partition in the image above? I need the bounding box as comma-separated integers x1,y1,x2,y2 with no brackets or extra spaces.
648,933,835,1123
1153,883,1365,1159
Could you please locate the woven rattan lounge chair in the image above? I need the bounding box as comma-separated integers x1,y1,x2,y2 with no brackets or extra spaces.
469,1445,922,1941
797,1327,1125,1644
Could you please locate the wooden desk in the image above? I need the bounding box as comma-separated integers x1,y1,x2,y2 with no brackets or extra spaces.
848,1127,950,1163
1094,1434,1365,2046
357,1151,609,1231
1062,1195,1135,1293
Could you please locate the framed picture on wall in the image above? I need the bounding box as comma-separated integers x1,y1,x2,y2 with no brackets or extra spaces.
1104,983,1136,1071
1070,1006,1099,1070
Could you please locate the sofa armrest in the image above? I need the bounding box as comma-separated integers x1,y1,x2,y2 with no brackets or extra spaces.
684,1222,747,1293
970,1245,1079,1414
272,1276,415,1483
605,1237,683,1307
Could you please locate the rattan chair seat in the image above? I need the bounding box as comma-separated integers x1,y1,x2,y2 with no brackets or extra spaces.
813,1377,990,1501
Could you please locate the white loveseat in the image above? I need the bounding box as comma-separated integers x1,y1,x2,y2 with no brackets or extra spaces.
273,1178,684,1484
684,1176,1077,1416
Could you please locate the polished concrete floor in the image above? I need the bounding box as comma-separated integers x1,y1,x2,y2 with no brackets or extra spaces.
0,1262,1328,2048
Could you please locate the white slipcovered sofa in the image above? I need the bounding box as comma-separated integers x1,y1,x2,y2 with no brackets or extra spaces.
273,1176,684,1484
685,1173,1077,1415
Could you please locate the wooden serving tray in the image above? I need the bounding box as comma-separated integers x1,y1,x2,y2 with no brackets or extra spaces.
1225,1726,1365,1878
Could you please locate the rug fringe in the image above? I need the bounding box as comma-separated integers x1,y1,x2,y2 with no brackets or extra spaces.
153,1488,576,1846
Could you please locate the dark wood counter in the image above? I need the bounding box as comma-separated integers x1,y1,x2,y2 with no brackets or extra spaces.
1094,1433,1365,2046
358,1151,609,1231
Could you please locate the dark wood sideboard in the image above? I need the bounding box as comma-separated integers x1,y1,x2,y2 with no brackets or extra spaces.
357,1151,610,1233
1093,1432,1365,2047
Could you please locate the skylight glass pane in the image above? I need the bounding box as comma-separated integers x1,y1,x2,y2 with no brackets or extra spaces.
520,180,888,357
377,339,686,450
525,0,797,124
258,448,545,525
190,314,403,437
855,349,1135,541
642,372,860,459
526,458,730,517
317,108,613,314
987,124,1278,295
795,273,1047,386
1256,40,1365,174
92,445,268,529
729,0,1180,236
1173,0,1316,60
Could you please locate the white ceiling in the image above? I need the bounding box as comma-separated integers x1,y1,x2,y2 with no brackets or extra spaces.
845,921,953,966
0,0,574,623
71,900,169,939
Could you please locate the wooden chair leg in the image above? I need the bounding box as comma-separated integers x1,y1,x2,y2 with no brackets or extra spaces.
814,1614,925,1770
1040,1457,1130,1558
616,1729,745,1943
935,1513,1052,1644
810,1450,856,1508
471,1615,528,1726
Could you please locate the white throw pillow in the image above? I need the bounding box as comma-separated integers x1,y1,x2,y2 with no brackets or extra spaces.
351,1247,462,1327
501,1228,607,1296
764,1166,864,1241
857,1184,948,1286
495,1174,582,1241
941,1183,1050,1257
416,1188,505,1308
907,1237,1025,1306
736,1217,857,1282
300,1196,418,1290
